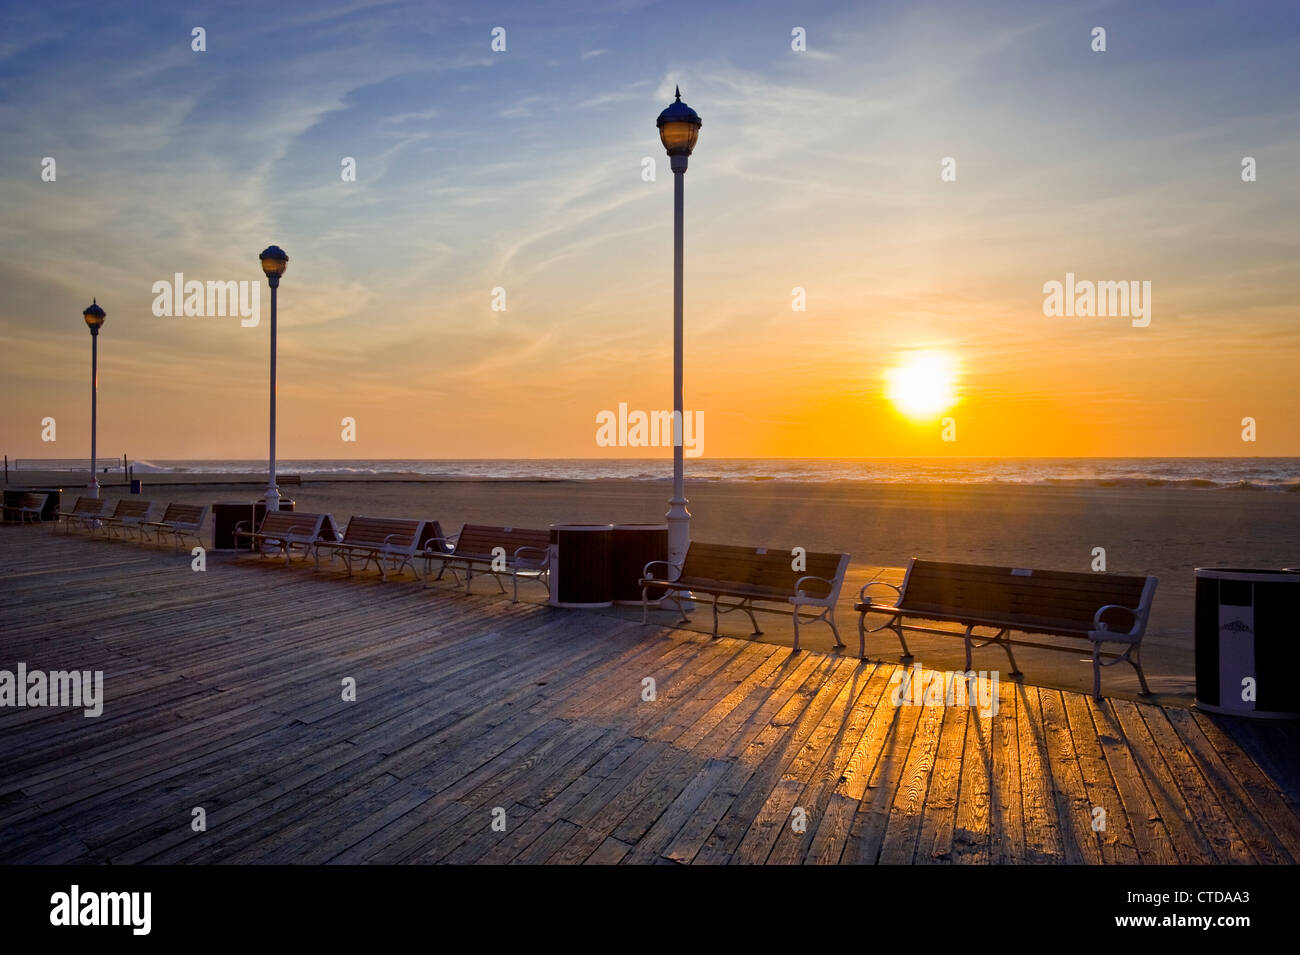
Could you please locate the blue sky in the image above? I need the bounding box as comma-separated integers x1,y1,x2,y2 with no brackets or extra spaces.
1,0,1298,458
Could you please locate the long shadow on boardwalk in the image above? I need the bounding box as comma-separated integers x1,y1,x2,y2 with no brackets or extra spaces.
1,528,1297,864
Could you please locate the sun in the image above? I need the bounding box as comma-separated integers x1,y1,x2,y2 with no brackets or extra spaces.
886,351,959,421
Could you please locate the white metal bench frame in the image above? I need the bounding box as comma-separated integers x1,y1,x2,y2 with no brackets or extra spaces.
856,558,1158,700
640,547,851,652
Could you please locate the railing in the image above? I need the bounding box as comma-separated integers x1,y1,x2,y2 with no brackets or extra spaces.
3,455,130,484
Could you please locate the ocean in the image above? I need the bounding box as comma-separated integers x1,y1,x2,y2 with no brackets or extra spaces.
14,457,1300,489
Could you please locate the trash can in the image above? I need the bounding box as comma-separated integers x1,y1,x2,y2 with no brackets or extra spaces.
1195,568,1300,718
548,524,613,608
130,479,143,494
612,524,670,605
3,487,62,522
211,499,295,551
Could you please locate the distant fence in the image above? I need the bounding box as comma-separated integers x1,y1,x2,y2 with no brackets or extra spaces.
11,459,127,473
4,456,132,485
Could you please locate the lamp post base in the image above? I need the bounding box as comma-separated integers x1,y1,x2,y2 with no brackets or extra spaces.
264,486,281,512
666,496,693,610
88,478,100,500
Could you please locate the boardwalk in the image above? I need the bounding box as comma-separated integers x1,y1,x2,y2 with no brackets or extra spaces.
2,526,1298,865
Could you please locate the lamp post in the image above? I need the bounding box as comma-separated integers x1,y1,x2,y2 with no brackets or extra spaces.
82,300,106,499
656,86,701,570
258,245,288,512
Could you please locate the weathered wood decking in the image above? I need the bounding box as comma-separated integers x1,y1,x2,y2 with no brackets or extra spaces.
1,526,1298,864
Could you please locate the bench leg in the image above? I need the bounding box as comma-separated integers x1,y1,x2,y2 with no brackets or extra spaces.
826,607,844,649
1093,644,1103,701
743,601,761,636
711,594,720,638
792,608,800,652
1130,644,1152,696
642,586,690,626
964,624,975,672
991,629,1022,679
894,620,913,661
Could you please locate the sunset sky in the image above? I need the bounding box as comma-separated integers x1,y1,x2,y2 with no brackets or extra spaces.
1,0,1297,461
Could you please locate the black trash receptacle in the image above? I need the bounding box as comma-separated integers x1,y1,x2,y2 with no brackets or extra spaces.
1195,568,1300,719
3,487,62,522
612,524,669,605
211,500,295,551
549,524,613,608
130,479,143,494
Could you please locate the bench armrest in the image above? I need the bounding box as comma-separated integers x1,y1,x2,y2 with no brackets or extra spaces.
423,536,456,555
513,545,549,566
1091,604,1145,638
792,575,835,600
382,532,415,548
858,579,902,606
641,559,682,583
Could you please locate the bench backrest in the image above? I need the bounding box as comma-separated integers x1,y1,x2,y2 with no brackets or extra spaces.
19,493,47,510
680,542,850,600
452,524,551,559
71,497,105,515
108,499,152,520
340,516,425,551
898,559,1156,632
159,503,207,526
257,511,329,540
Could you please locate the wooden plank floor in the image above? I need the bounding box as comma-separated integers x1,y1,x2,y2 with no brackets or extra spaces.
1,526,1298,864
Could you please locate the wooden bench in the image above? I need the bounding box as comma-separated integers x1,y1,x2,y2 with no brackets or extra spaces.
93,499,153,540
233,511,338,565
54,496,106,534
140,503,210,550
315,516,439,581
640,542,851,651
424,524,551,602
3,492,49,524
855,558,1159,700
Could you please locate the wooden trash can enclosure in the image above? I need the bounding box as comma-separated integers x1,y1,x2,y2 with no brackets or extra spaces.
2,487,62,522
211,499,295,551
548,524,614,608
612,524,669,605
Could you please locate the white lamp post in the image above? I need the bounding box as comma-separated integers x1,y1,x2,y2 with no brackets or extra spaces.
258,245,288,511
82,300,106,499
656,87,701,570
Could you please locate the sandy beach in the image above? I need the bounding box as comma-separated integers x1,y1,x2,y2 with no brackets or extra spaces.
15,471,1299,703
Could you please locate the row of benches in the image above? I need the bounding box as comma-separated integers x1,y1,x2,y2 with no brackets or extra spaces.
37,498,1160,699
54,496,208,549
232,510,553,600
638,546,1157,700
